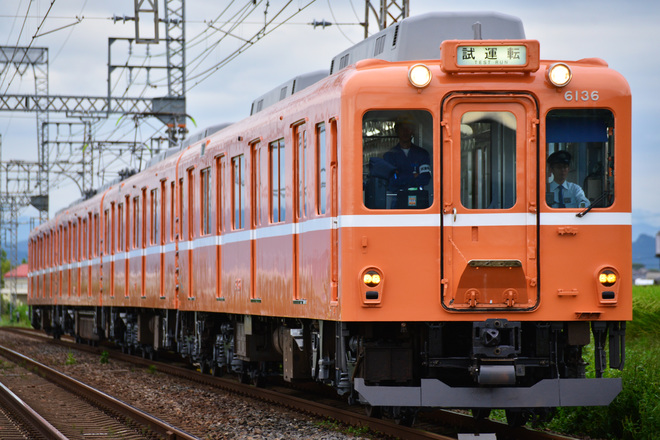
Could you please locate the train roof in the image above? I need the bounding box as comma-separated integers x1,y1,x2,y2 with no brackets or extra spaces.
330,11,525,74
249,70,329,116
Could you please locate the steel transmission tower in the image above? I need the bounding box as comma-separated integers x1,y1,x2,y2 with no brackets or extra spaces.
0,1,187,316
129,0,186,146
363,0,410,38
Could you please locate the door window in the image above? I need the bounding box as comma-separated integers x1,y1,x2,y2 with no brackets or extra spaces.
460,111,517,210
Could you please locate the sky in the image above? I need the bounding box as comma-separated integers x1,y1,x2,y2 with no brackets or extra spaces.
1,0,659,242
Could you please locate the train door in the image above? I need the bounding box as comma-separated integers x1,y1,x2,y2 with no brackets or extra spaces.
250,141,261,301
441,95,539,310
293,121,308,303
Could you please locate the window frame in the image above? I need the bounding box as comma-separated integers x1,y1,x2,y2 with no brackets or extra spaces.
269,139,286,223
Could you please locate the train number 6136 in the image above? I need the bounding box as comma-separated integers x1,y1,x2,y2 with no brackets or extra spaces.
564,90,599,101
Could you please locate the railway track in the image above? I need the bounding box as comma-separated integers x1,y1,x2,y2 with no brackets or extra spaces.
1,327,580,440
0,378,68,439
0,337,198,440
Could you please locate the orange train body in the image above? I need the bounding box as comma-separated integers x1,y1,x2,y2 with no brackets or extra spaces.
28,12,631,424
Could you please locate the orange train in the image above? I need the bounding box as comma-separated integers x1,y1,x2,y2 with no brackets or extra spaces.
28,12,631,425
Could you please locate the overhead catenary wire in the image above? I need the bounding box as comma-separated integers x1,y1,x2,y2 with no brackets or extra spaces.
185,0,263,77
51,0,88,63
187,0,318,90
327,0,355,44
1,0,57,96
0,0,35,92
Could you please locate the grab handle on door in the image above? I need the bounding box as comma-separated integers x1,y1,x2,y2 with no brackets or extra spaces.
453,207,457,222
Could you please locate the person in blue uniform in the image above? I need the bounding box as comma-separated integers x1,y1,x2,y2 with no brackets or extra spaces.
547,150,590,208
383,120,431,193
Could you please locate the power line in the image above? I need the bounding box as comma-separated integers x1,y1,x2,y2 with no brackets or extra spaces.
186,0,261,78
1,0,57,95
188,0,317,90
51,0,89,63
0,0,34,91
326,0,355,44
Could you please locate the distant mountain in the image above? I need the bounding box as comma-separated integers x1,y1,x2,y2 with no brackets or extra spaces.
633,234,658,269
633,222,660,242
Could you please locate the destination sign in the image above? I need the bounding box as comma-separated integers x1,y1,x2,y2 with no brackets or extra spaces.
440,40,540,73
457,45,527,66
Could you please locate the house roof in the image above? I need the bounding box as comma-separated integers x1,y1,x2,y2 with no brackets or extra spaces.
4,264,28,279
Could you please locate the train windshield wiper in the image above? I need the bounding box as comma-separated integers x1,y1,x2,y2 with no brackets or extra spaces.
576,192,609,218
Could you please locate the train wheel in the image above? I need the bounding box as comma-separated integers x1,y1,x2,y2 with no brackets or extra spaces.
249,370,266,387
210,363,224,377
471,408,492,421
392,407,416,427
505,409,530,427
141,347,156,360
365,405,382,419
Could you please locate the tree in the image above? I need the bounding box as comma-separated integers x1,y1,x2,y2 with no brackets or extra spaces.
0,249,10,289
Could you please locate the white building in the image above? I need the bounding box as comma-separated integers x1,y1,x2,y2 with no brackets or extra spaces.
1,264,28,306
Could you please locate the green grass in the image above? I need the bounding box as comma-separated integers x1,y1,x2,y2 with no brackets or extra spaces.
545,286,660,440
0,303,31,328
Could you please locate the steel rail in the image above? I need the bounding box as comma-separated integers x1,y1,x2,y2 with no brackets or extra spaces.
0,379,69,439
0,343,199,440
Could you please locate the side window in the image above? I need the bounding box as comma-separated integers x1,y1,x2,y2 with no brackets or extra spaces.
178,178,184,240
82,218,88,260
546,109,614,209
117,203,124,252
151,188,159,244
104,209,110,255
269,139,286,222
216,156,224,233
460,111,517,210
94,213,99,257
362,110,433,209
317,122,327,215
170,181,176,241
133,196,140,249
251,143,262,227
296,124,307,218
232,155,246,229
201,167,211,235
72,221,78,262
187,169,194,240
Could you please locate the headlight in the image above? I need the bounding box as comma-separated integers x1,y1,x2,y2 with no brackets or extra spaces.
408,64,432,88
363,271,381,287
547,63,572,87
599,269,617,287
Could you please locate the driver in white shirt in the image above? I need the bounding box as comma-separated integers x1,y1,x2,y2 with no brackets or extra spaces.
547,150,590,208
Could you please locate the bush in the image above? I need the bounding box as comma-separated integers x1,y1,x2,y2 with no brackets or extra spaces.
0,302,30,327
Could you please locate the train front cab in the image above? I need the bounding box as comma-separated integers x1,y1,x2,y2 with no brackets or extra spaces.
346,43,631,421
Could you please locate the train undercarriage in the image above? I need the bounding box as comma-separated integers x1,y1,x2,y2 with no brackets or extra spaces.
30,305,625,426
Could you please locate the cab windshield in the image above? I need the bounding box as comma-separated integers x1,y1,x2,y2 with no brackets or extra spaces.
362,110,433,210
545,109,614,210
